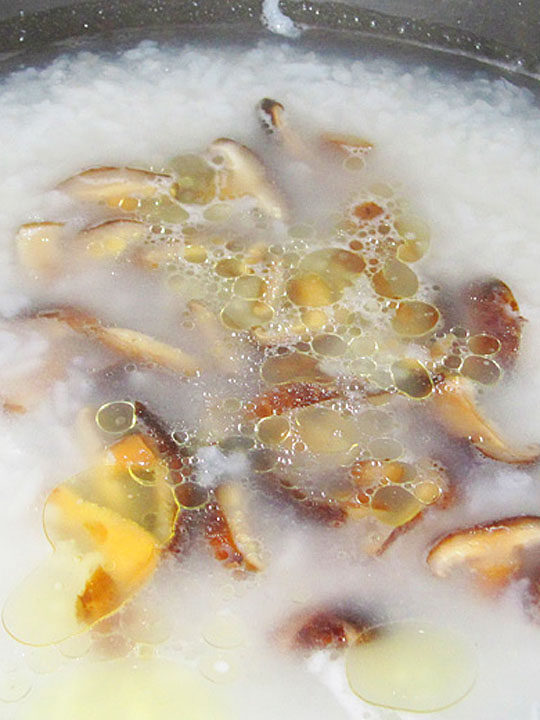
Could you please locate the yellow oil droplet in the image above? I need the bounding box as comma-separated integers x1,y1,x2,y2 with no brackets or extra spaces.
0,666,32,703
371,485,422,526
349,336,378,357
256,415,290,445
175,482,209,509
467,333,501,356
118,196,139,212
413,480,442,505
204,203,233,222
287,272,337,307
392,358,433,399
356,409,394,436
296,406,358,455
368,438,403,461
18,658,229,719
392,301,440,337
215,258,246,278
234,274,266,299
183,245,208,263
351,357,377,376
312,333,347,357
95,401,136,434
299,248,366,291
372,259,418,299
221,299,274,330
345,622,476,712
461,355,501,385
169,153,216,205
58,632,93,659
202,613,246,649
261,352,331,385
301,308,327,330
395,215,430,262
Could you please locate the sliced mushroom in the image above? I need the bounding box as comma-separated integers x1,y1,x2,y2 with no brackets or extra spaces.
40,306,199,377
213,482,264,572
203,495,261,573
321,132,373,156
80,219,148,259
246,381,342,419
431,374,539,464
58,166,172,205
261,471,347,526
16,221,65,277
464,278,523,370
427,516,540,591
277,606,375,652
257,98,313,160
188,299,238,374
209,138,287,220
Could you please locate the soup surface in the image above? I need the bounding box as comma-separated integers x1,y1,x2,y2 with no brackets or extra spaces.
1,36,540,720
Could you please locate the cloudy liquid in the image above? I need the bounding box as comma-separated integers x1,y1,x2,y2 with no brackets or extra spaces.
1,38,540,720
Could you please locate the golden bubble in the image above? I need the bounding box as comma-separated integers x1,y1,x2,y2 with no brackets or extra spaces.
312,333,348,357
368,438,403,461
299,248,366,291
175,482,209,509
301,308,328,330
371,485,422,526
256,415,290,445
234,275,266,299
372,259,418,299
95,401,136,434
467,333,501,356
204,203,233,222
349,336,378,357
395,215,430,262
183,245,207,263
392,301,440,337
221,299,274,330
413,480,442,505
392,358,433,399
296,406,358,455
345,622,476,712
461,356,500,385
215,258,246,278
287,272,337,307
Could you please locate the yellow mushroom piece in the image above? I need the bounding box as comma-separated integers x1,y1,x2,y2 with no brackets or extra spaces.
431,374,540,464
58,166,173,204
209,138,287,220
46,307,199,377
214,482,265,572
16,221,65,277
257,98,314,161
2,434,179,645
188,299,238,374
80,219,148,259
427,515,540,592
